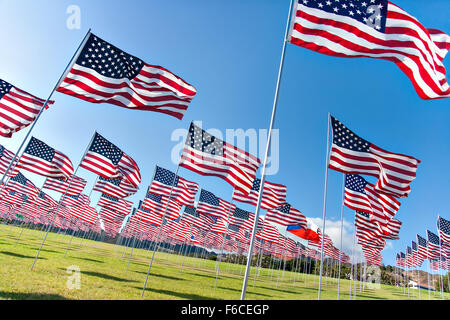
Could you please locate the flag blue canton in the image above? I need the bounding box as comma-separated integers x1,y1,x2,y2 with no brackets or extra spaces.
146,193,162,203
345,174,368,192
199,189,219,206
331,116,371,152
77,34,144,80
38,191,46,199
406,246,412,254
154,166,179,187
11,172,27,185
25,137,56,162
101,193,118,202
186,123,224,156
0,79,13,99
438,216,450,235
299,0,388,32
417,234,428,247
412,241,418,251
184,205,199,217
89,133,123,165
427,230,441,245
356,211,370,219
400,252,405,258
228,224,240,232
233,207,250,220
278,203,292,214
0,145,5,158
99,176,122,186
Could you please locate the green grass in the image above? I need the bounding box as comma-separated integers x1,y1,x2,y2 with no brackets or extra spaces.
0,224,448,300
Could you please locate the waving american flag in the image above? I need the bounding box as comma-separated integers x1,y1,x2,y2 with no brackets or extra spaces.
80,132,141,187
232,178,287,210
329,116,420,198
0,79,54,138
57,33,197,120
288,0,450,100
18,137,74,180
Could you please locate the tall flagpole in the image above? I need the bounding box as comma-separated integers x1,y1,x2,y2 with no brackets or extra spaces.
317,113,331,300
0,29,92,189
239,0,295,300
337,174,345,300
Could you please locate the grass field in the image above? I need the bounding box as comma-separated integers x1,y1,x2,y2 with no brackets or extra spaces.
0,223,448,300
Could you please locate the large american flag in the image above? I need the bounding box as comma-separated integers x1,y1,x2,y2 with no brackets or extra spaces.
196,189,235,219
228,207,255,231
43,175,87,197
256,221,280,244
0,79,54,138
344,174,400,226
288,0,450,100
18,137,74,180
265,203,307,227
232,178,287,210
437,216,450,245
80,132,141,187
179,123,261,196
134,207,163,227
57,33,197,120
329,116,420,198
416,234,429,260
93,176,138,198
60,193,90,208
148,165,198,207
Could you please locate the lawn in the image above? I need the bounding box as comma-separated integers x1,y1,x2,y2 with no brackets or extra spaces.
0,224,448,300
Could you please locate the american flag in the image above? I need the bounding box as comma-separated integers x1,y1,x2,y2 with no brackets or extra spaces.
33,191,57,209
288,0,450,100
93,176,138,198
141,193,181,220
43,175,87,197
2,190,24,204
6,172,39,198
232,178,287,210
437,216,450,245
0,79,54,138
148,166,198,207
209,216,228,235
355,211,383,237
265,203,307,227
60,193,90,208
179,123,261,196
229,207,254,230
256,221,280,244
196,189,235,219
416,234,429,260
344,174,400,226
18,137,74,180
328,116,420,198
80,132,141,187
0,144,19,177
57,33,197,120
69,205,98,225
97,193,133,215
427,230,442,260
380,217,401,240
134,207,163,227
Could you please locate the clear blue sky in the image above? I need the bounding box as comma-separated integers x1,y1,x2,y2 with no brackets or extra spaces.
0,0,449,268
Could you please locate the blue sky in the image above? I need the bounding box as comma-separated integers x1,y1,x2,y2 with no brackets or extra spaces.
0,0,449,268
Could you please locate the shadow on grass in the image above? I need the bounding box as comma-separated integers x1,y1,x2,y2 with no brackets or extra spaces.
255,285,315,295
132,270,185,281
216,286,272,297
0,251,46,260
71,256,104,264
81,271,137,283
0,291,69,300
138,287,215,300
355,294,388,300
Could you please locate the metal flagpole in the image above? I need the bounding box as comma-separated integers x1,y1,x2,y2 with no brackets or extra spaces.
30,130,96,271
240,0,295,300
337,175,345,300
214,190,235,292
126,212,143,272
0,29,92,191
317,113,331,300
141,164,180,297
